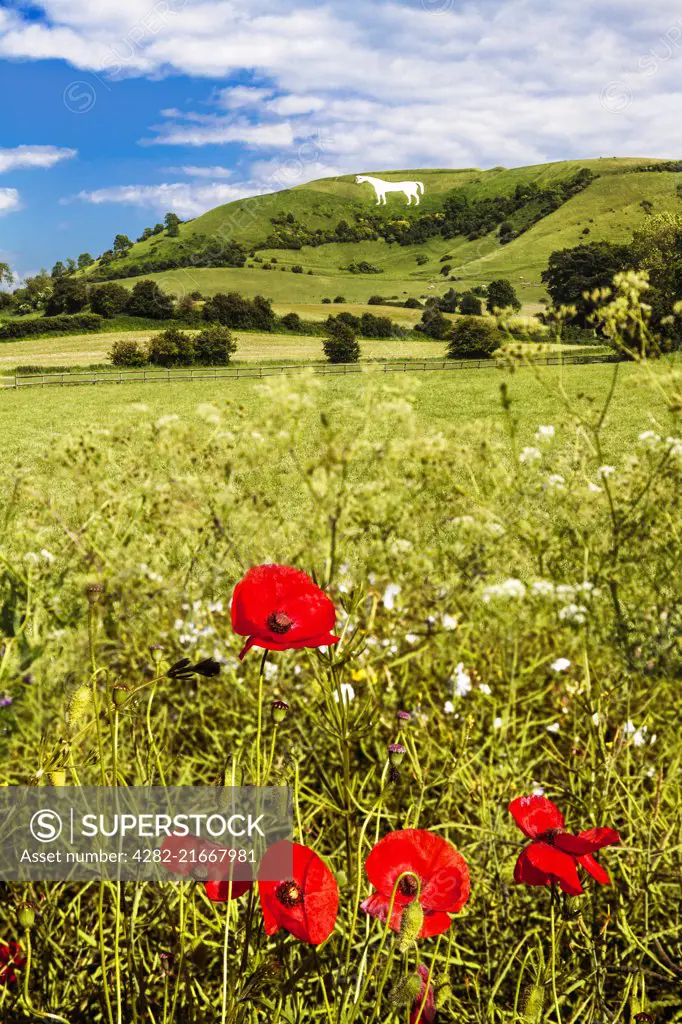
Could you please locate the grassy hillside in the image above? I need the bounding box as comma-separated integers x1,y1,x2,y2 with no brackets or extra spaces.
84,158,682,305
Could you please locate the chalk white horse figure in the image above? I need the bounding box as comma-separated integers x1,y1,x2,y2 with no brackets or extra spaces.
356,175,425,206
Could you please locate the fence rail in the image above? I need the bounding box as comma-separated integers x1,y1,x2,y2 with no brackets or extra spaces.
1,352,619,391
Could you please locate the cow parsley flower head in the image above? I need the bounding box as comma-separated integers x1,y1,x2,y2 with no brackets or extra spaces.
382,583,401,611
519,446,542,464
535,425,555,442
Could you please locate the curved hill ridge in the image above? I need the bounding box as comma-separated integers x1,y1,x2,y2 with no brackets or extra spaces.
88,158,681,305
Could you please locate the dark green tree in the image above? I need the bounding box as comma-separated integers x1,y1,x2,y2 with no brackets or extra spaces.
147,327,194,366
194,324,237,365
113,234,133,256
323,319,360,363
164,212,181,237
45,276,88,315
51,261,66,279
447,317,501,358
541,241,632,326
458,292,483,316
77,253,95,270
126,279,175,319
486,279,521,312
89,283,130,318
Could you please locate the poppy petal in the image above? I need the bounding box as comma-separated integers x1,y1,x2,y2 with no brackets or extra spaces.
257,841,338,945
508,795,565,838
204,879,252,902
525,841,583,896
365,829,469,914
513,847,554,888
360,895,452,938
554,828,619,855
577,853,611,885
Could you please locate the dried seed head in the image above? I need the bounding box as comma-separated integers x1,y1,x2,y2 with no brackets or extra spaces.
112,684,131,708
271,700,289,724
66,683,93,727
17,901,36,930
397,896,424,951
86,582,105,605
389,973,422,1006
388,743,406,766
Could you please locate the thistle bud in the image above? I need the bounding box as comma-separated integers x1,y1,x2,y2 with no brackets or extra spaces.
398,898,424,951
112,684,130,708
48,770,67,786
17,901,35,930
66,683,92,727
271,700,289,724
149,644,165,665
388,743,406,766
396,710,411,728
86,582,105,605
159,951,174,975
388,973,422,1006
522,982,546,1023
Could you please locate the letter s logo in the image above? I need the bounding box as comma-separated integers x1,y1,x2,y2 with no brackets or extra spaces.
30,809,63,843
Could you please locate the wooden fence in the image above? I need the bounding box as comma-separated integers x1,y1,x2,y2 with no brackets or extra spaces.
1,352,619,390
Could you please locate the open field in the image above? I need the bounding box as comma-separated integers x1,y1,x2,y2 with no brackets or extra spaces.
0,359,673,469
1,349,681,1021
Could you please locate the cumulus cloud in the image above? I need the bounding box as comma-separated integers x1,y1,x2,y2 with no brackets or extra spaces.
66,181,263,218
0,145,77,173
3,0,682,169
0,188,21,215
171,165,234,178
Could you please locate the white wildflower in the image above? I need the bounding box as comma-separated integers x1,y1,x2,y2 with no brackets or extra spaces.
535,425,555,442
482,578,526,602
443,700,455,714
592,712,600,726
382,583,401,610
532,580,555,597
532,785,545,796
587,482,603,493
334,682,355,705
156,414,180,427
597,465,616,479
519,446,542,464
263,662,278,682
559,604,588,624
452,662,472,697
550,657,571,672
405,633,418,645
493,716,503,729
442,613,458,630
479,683,492,695
546,722,560,734
547,474,565,490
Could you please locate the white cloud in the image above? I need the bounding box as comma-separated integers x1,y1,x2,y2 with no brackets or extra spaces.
0,145,77,173
217,85,273,109
67,181,263,218
0,188,21,215
144,118,295,148
171,165,234,178
266,94,325,115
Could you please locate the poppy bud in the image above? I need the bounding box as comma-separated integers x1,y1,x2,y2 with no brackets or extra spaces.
48,770,67,786
159,952,174,975
86,582,105,605
66,683,92,727
522,982,545,1023
271,700,289,724
562,894,582,920
435,982,452,1008
388,743,406,766
388,972,422,1006
396,710,411,728
112,684,130,708
150,644,165,665
398,897,424,950
633,1012,654,1022
17,902,35,930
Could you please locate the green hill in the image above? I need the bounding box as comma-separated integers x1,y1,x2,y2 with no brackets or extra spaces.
86,158,682,307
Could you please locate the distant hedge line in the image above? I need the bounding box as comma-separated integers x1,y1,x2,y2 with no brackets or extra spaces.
0,313,103,340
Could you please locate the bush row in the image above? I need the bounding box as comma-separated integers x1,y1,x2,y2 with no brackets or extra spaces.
0,313,103,340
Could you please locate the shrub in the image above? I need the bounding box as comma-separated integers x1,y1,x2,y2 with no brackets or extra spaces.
89,283,130,318
447,316,501,358
415,254,429,265
440,264,452,276
126,280,175,320
193,323,237,365
333,296,346,304
417,307,450,340
323,319,360,363
367,295,385,305
45,277,88,316
175,295,201,323
0,313,103,340
291,265,304,274
360,312,393,338
321,297,332,304
280,312,303,330
403,297,422,309
459,291,484,316
203,292,275,331
344,261,384,274
109,339,148,367
147,328,195,367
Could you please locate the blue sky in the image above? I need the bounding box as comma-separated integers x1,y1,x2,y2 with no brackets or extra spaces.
1,0,682,278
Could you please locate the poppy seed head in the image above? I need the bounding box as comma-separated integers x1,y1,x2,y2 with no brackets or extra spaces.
275,880,304,908
267,611,294,634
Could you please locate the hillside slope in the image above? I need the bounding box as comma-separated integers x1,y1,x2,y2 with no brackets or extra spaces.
89,158,682,305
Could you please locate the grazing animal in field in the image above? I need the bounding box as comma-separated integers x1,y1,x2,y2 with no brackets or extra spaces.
355,175,425,206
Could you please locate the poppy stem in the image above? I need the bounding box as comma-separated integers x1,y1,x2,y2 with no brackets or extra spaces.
20,927,70,1023
256,650,268,784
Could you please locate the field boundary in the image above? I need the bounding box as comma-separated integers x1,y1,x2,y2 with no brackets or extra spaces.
1,352,620,391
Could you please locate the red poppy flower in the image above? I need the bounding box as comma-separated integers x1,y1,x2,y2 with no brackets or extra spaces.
160,833,252,899
509,795,620,896
232,564,339,660
410,965,437,1024
362,829,470,938
258,840,338,945
0,941,26,986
